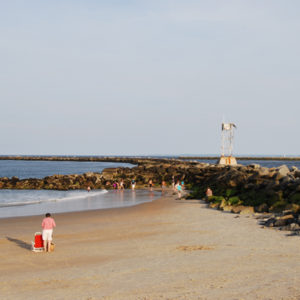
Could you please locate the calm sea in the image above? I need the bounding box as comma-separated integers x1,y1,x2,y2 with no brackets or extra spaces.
0,160,135,179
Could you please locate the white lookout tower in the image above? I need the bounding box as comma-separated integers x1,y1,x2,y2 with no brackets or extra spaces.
218,123,237,165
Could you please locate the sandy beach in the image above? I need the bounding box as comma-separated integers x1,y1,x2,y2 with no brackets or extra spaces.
1,190,300,300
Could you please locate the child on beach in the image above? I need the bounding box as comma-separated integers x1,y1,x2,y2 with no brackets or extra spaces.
181,180,185,190
149,179,153,191
176,181,182,198
120,180,124,190
42,213,56,253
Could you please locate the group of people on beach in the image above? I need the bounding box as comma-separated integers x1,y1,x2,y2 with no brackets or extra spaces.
111,179,135,190
112,180,125,190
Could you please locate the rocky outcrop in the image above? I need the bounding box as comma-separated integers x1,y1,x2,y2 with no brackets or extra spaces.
257,210,300,234
0,173,105,190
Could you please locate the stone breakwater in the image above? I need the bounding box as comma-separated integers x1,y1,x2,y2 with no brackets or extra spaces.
1,159,300,232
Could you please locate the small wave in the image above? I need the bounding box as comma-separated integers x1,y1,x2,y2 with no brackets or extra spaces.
0,189,108,208
52,190,108,203
0,200,44,207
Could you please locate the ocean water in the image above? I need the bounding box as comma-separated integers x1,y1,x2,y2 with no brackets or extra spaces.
0,160,135,179
0,189,160,218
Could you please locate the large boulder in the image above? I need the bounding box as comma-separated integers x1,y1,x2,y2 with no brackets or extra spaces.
274,165,290,180
257,167,271,177
101,168,119,180
274,214,295,227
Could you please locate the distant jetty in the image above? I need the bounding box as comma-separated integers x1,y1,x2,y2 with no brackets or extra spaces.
0,155,300,162
178,156,300,161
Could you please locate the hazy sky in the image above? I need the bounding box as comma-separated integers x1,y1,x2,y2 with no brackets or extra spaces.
1,1,300,156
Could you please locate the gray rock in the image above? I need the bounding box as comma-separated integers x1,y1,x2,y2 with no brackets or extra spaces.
257,167,271,177
274,214,295,227
289,223,300,231
255,203,269,213
282,210,293,215
223,205,233,212
249,164,261,169
274,165,290,180
264,217,276,227
240,206,255,215
280,175,292,185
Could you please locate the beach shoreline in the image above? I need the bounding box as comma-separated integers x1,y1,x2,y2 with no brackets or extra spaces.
1,191,300,299
0,188,161,219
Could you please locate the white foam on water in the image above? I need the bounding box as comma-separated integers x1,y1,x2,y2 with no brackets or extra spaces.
0,189,108,207
0,189,160,218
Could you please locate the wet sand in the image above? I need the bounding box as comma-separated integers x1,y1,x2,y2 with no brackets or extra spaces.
1,191,300,300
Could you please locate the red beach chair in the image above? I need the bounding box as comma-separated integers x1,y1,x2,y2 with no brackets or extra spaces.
32,232,44,252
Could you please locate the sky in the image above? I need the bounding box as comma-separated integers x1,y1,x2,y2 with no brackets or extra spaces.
1,0,300,156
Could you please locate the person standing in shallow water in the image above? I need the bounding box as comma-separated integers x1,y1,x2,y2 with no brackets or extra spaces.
172,176,175,191
149,179,153,191
42,213,56,252
120,180,125,190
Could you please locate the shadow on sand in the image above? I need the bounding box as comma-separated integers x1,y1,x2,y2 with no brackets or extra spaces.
285,231,300,237
6,237,32,251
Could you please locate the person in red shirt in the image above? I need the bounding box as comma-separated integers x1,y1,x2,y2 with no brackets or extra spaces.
42,213,56,252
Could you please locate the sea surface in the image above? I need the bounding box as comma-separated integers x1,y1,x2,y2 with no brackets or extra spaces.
0,160,135,179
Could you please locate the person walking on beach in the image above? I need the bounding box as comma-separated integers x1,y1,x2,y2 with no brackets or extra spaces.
161,180,166,195
176,181,182,198
42,213,56,253
172,176,175,191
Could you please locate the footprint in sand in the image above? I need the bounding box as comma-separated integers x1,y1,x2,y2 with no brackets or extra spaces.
177,245,214,251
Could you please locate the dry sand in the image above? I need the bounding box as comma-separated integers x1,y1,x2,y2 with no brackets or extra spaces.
1,190,300,300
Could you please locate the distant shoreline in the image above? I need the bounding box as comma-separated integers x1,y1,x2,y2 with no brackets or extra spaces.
0,155,300,162
179,156,300,161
